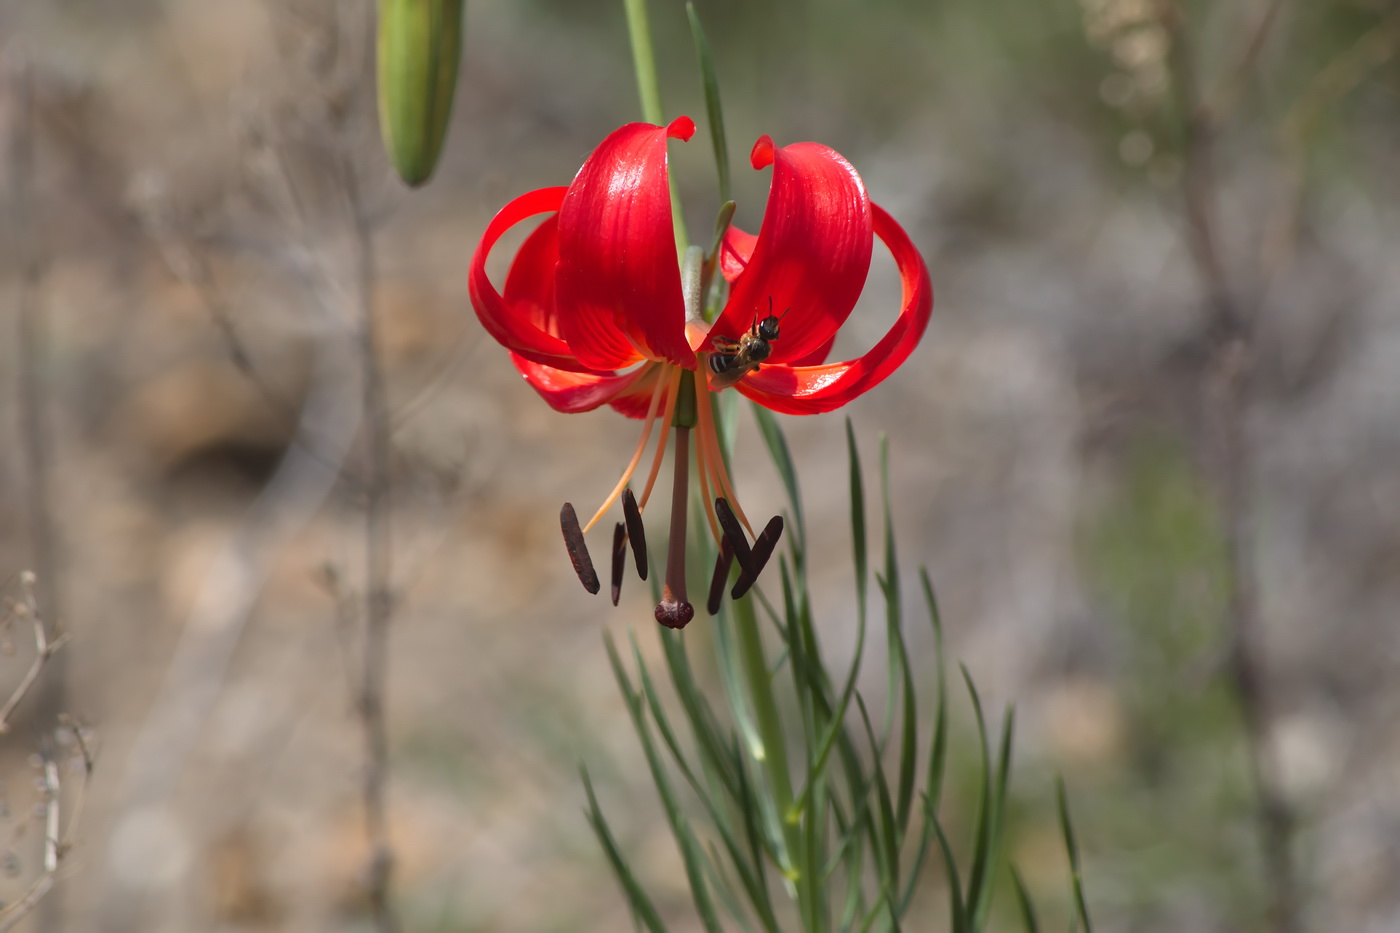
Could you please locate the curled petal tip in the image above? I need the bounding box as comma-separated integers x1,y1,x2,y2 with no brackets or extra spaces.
749,135,776,169
667,116,697,141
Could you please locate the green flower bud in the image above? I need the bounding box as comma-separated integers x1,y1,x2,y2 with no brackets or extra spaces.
376,0,465,187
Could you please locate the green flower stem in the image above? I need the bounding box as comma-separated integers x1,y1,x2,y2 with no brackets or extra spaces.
622,0,688,251
731,591,810,905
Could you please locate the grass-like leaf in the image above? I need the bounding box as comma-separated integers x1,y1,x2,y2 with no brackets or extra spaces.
855,694,900,898
921,568,950,815
961,664,996,925
1057,777,1093,933
607,634,724,932
1009,865,1041,933
846,419,868,614
637,636,780,930
971,707,1016,929
754,405,806,554
685,1,731,204
581,764,668,933
925,794,970,933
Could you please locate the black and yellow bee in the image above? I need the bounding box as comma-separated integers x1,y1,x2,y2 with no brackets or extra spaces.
708,299,788,388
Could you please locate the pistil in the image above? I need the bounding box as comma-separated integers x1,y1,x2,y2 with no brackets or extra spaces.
654,424,694,629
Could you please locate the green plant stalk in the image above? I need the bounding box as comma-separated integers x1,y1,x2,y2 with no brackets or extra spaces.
731,593,812,913
622,0,688,251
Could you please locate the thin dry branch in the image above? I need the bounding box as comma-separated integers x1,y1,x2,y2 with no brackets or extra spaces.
0,722,96,933
343,139,402,933
0,574,69,734
1160,3,1300,930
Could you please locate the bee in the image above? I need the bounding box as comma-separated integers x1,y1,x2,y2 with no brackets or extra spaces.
707,299,788,388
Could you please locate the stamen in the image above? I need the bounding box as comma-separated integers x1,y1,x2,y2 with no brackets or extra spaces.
560,503,600,595
582,369,668,533
692,414,722,545
622,489,648,580
654,425,695,629
695,374,755,536
714,497,756,579
731,515,784,600
636,366,683,511
707,535,734,615
610,522,627,606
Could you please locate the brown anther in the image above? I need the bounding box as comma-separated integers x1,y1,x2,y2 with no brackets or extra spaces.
713,498,755,577
622,488,648,580
707,535,735,615
655,592,695,629
560,502,600,595
610,522,627,607
731,515,784,600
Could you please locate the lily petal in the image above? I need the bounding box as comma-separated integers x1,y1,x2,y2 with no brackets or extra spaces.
469,186,595,371
709,136,873,365
503,213,560,335
510,353,659,415
555,118,698,371
718,225,758,282
734,204,932,414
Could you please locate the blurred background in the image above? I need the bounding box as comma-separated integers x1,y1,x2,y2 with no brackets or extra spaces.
0,0,1396,929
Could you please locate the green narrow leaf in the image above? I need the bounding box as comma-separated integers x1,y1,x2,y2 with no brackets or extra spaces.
1009,866,1041,933
855,695,900,898
637,635,776,927
1057,777,1093,933
836,815,867,931
924,795,970,933
970,708,1016,929
712,604,764,767
580,765,668,933
754,406,806,548
734,739,781,922
961,665,996,924
878,435,906,753
703,839,762,933
921,568,950,814
685,2,731,204
896,803,937,917
607,635,723,933
778,559,819,753
658,628,740,800
788,602,866,822
853,885,900,933
847,419,868,612
730,592,804,901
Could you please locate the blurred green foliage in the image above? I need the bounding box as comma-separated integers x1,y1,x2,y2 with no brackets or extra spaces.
1080,437,1264,928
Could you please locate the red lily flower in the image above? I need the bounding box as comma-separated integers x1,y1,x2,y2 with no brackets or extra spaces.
469,117,932,625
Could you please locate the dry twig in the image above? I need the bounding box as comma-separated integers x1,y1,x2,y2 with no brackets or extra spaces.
0,720,97,933
0,574,69,734
1161,3,1300,930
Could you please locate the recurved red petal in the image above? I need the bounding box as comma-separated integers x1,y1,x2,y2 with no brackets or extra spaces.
503,213,560,335
708,136,873,365
718,226,758,282
555,118,698,371
470,186,594,372
735,204,932,415
510,353,659,415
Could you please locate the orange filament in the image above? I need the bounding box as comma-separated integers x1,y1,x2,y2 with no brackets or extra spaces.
693,408,721,546
695,373,755,537
582,368,668,533
635,366,684,512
